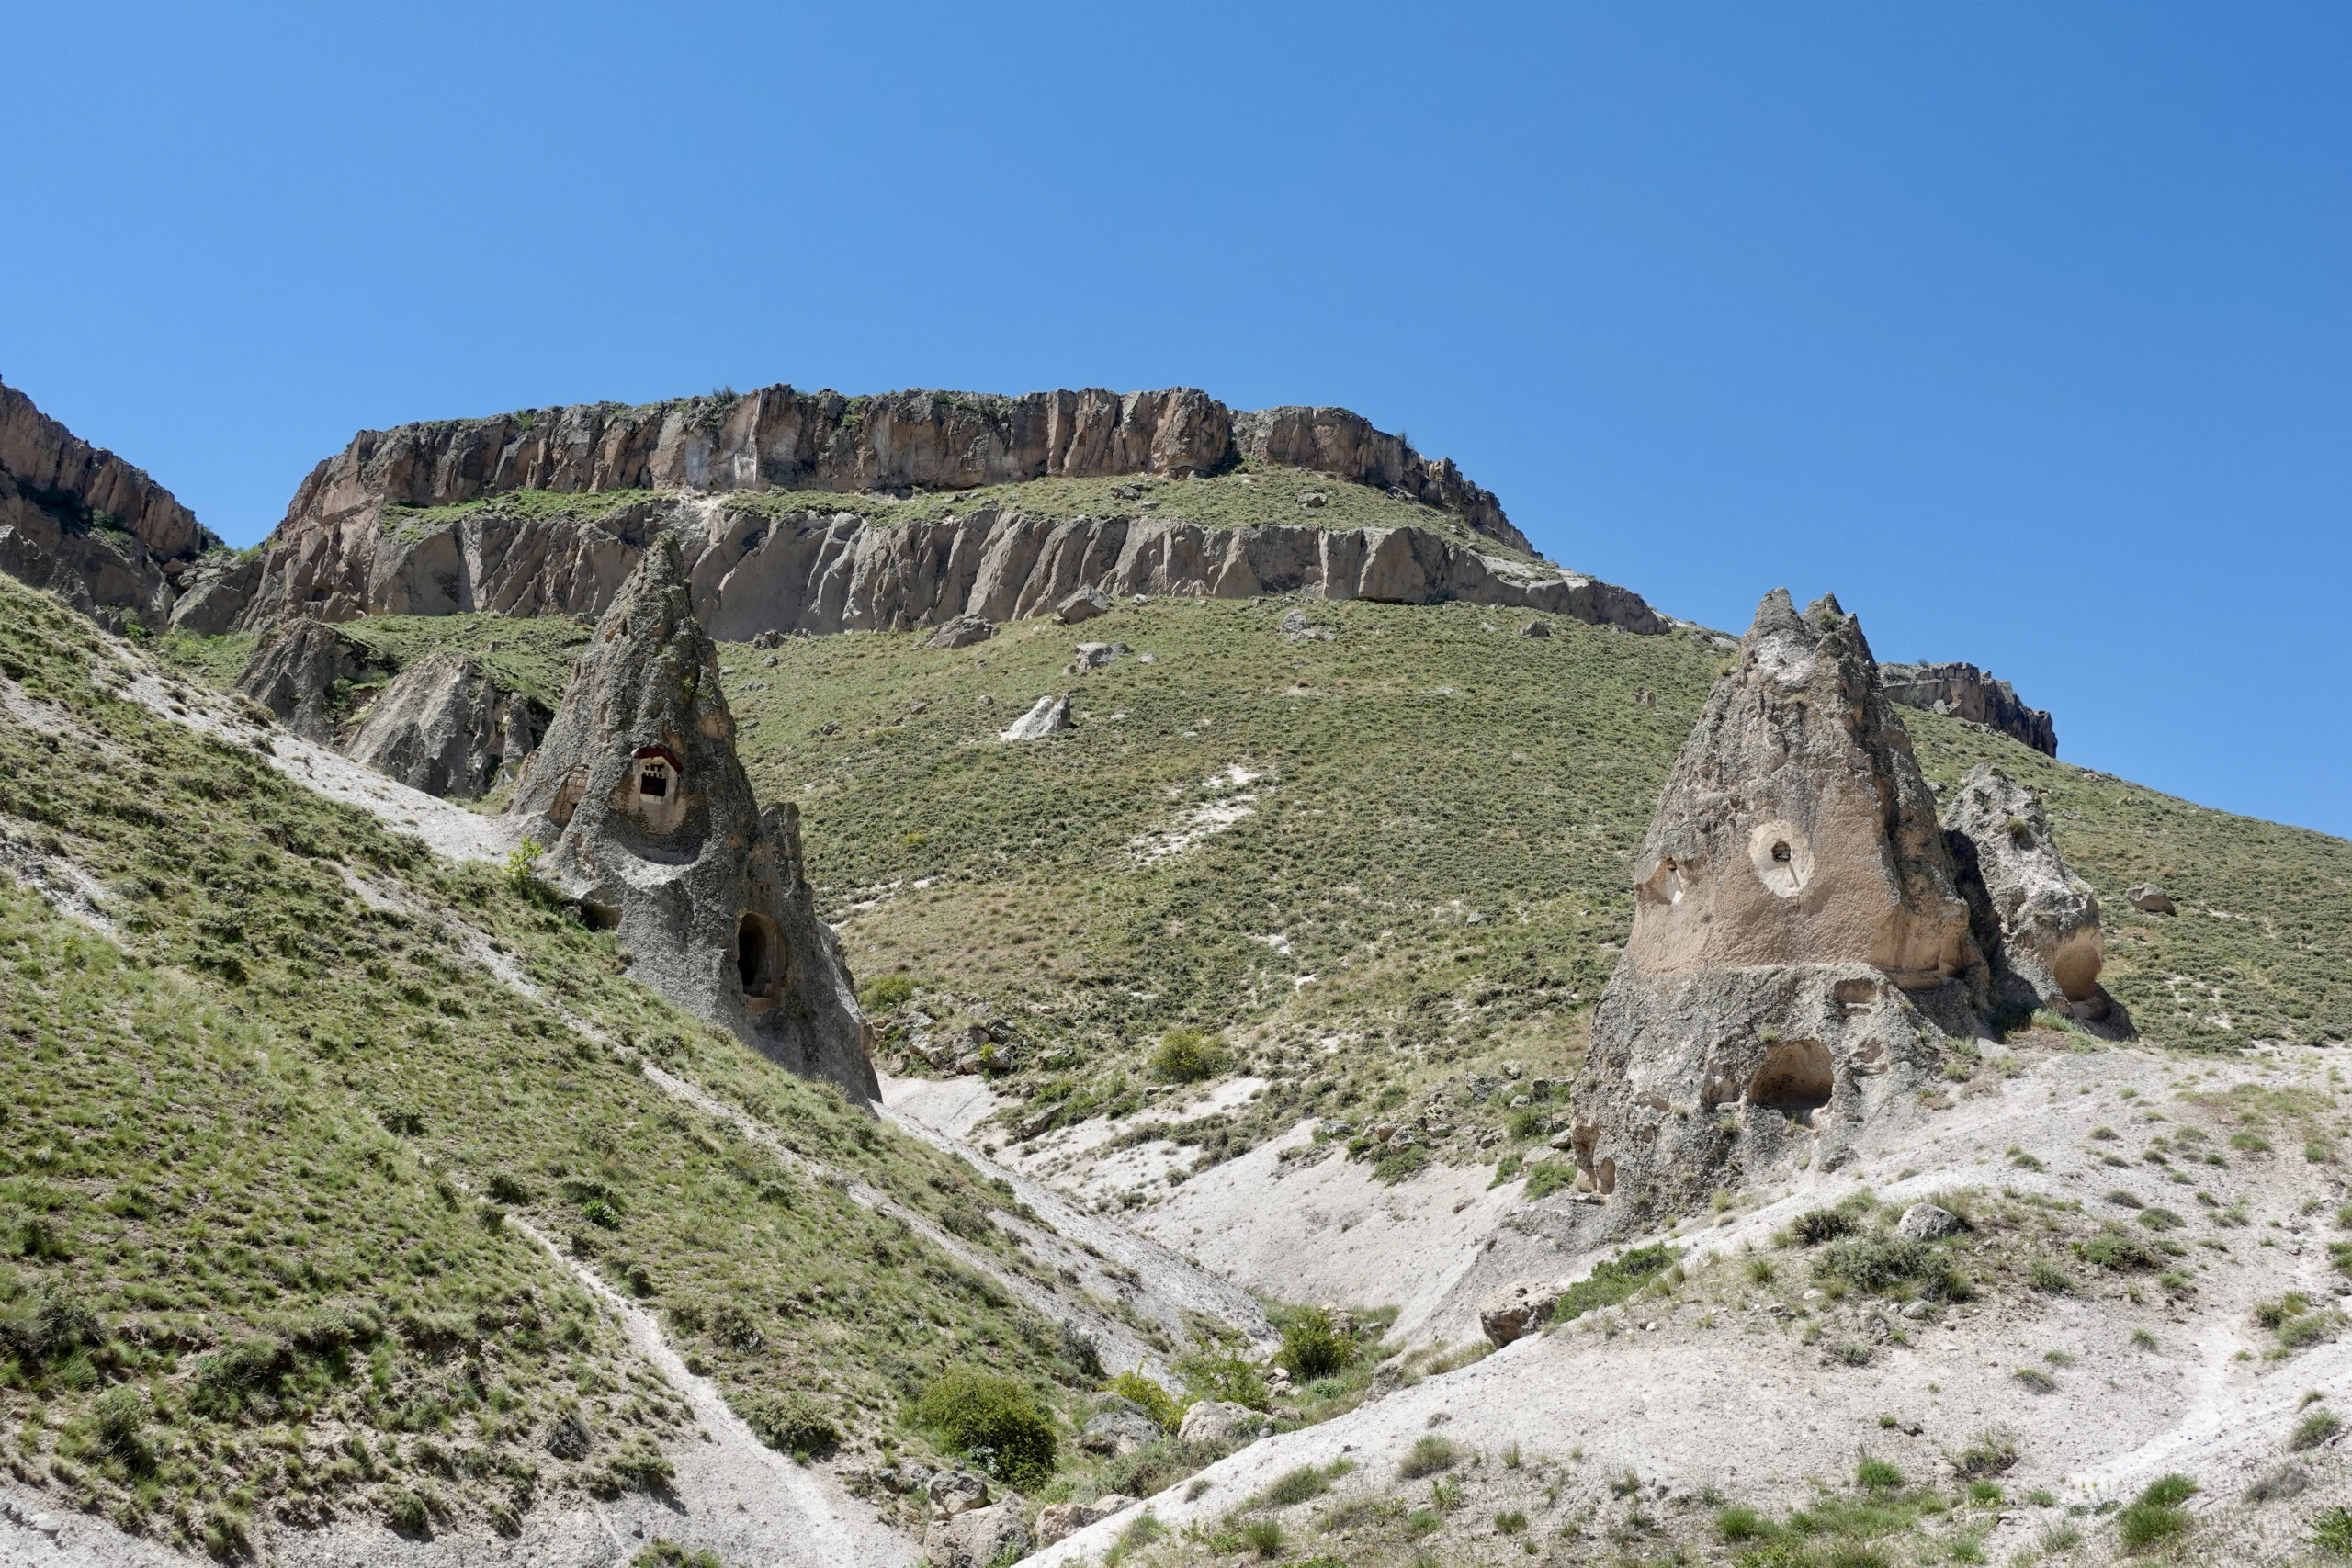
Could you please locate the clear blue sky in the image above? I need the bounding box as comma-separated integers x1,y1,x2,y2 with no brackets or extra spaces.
5,3,2346,836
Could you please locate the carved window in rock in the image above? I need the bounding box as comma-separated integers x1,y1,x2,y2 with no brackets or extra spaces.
1747,1039,1834,1122
628,743,687,833
737,911,786,1014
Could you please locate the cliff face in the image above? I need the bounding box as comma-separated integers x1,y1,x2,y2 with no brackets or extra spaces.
0,380,221,627
230,493,1667,640
1879,660,2057,756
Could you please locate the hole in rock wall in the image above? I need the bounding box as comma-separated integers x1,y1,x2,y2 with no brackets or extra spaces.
1747,1039,1834,1120
1747,819,1812,898
628,743,686,832
736,912,785,1013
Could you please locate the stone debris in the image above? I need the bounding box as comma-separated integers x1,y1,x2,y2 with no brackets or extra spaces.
2128,883,2178,915
1940,763,2115,1022
1056,586,1112,625
924,1501,1026,1568
1000,694,1071,741
507,536,877,1105
1895,1202,1969,1240
1478,1280,1557,1346
1069,640,1130,671
925,612,995,649
1280,606,1335,642
1177,1399,1267,1445
1521,618,1553,637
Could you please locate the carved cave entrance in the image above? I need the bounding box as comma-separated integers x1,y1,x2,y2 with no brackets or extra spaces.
1747,1039,1834,1122
737,912,784,1014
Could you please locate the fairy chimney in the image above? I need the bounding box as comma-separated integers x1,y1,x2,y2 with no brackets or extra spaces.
509,536,877,1105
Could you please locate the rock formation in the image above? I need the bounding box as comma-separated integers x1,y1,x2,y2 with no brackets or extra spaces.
1879,660,2057,756
235,620,390,742
0,379,224,629
506,536,877,1104
1569,591,1980,1219
1939,763,2111,1022
343,649,538,799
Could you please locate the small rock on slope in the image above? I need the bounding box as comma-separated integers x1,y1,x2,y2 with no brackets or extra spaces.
1000,694,1070,740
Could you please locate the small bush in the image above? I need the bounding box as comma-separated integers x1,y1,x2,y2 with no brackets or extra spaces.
2028,1257,2075,1293
2313,1506,2352,1556
1555,1244,1679,1323
1105,1371,1182,1431
1521,1160,1576,1201
1790,1209,1859,1246
1495,1509,1529,1534
2290,1409,2344,1451
1240,1517,1284,1558
633,1543,726,1568
2117,1472,2196,1551
1174,1333,1271,1411
1718,1504,1773,1542
1276,1307,1357,1381
1150,1028,1227,1083
2138,1206,2186,1231
1747,1258,1775,1286
1397,1435,1460,1479
910,1365,1057,1487
1949,1427,2018,1480
2279,1311,2346,1350
742,1390,841,1461
2014,1367,2056,1393
857,972,916,1012
2078,1225,2165,1271
1261,1464,1331,1508
2231,1132,2272,1153
1855,1452,1902,1490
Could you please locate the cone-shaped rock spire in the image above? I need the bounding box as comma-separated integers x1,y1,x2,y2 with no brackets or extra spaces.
509,536,877,1104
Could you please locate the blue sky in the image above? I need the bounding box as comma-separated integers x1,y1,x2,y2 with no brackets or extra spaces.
4,3,2346,836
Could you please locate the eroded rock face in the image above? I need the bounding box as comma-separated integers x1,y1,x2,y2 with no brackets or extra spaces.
1623,591,1974,989
343,649,538,800
1569,591,1978,1222
1940,763,2109,1020
1478,1280,1556,1346
508,536,877,1104
235,620,386,742
0,381,222,629
1879,660,2057,756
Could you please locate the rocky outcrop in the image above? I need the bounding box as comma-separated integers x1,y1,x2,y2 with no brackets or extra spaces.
0,380,223,628
1879,660,2056,756
1940,764,2111,1022
234,620,389,742
229,491,1668,641
343,649,538,799
1569,591,1981,1222
507,536,877,1104
1478,1280,1555,1346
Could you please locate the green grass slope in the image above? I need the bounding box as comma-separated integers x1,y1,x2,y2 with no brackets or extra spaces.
0,575,1102,1548
699,595,2349,1170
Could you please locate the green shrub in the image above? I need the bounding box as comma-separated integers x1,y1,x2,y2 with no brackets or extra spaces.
1239,1517,1284,1558
1104,1371,1182,1431
857,972,915,1013
2290,1409,2344,1451
1261,1464,1331,1507
1789,1209,1859,1246
1718,1504,1773,1541
1495,1508,1528,1534
1506,1106,1545,1141
2312,1506,2352,1556
1855,1453,1902,1491
742,1390,841,1460
1274,1307,1356,1381
909,1365,1057,1487
2078,1225,2165,1270
2137,1206,2185,1231
1173,1333,1270,1411
1813,1236,1970,1300
2028,1257,2075,1293
633,1543,726,1568
2014,1367,2056,1393
1521,1159,1576,1200
1397,1435,1460,1479
1948,1427,2018,1480
2117,1472,2196,1551
1555,1244,1679,1323
1149,1028,1227,1083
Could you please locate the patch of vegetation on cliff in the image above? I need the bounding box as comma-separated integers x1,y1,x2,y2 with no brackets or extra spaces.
0,573,1102,1541
382,487,661,535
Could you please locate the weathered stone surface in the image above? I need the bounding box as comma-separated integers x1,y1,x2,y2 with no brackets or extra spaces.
343,649,539,800
924,612,995,649
1879,660,2057,756
1521,618,1552,638
234,620,386,742
925,1501,1026,1568
1478,1280,1556,1346
2128,884,2177,915
1940,764,2109,1020
506,537,877,1104
1069,641,1128,671
1896,1202,1968,1240
0,380,222,629
1080,1398,1162,1457
1057,586,1110,624
1569,591,1976,1220
1000,695,1070,741
925,1469,990,1517
1176,1399,1265,1446
1622,591,1976,989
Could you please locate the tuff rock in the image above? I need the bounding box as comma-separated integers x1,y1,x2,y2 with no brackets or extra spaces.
1878,660,2058,756
235,620,389,742
925,1469,989,1517
1569,591,1979,1218
1079,1397,1162,1457
1939,764,2111,1021
0,380,224,631
506,536,877,1104
1478,1280,1556,1346
1176,1399,1265,1446
2128,884,2177,915
1000,695,1070,741
924,612,995,649
342,649,539,800
924,1503,1026,1568
1895,1202,1968,1241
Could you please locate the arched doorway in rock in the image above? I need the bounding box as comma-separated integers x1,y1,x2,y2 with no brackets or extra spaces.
736,912,785,1014
629,743,686,833
1747,1039,1834,1122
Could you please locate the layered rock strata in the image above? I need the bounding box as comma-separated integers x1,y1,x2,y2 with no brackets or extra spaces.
507,536,876,1104
1879,660,2056,756
0,380,223,628
225,494,1667,639
1940,763,2112,1022
343,649,538,800
1570,591,1982,1219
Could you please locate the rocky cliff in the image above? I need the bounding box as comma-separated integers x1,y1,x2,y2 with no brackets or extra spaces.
211,386,1686,637
0,379,222,628
1879,660,2056,756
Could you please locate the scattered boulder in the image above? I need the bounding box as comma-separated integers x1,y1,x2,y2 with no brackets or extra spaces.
1279,606,1335,642
925,613,995,650
1000,694,1071,741
1521,619,1553,638
1079,1397,1161,1457
1570,591,1978,1219
1895,1203,1968,1241
1478,1280,1557,1346
1069,641,1130,671
1295,490,1328,509
1940,764,2112,1021
1176,1399,1266,1446
341,649,539,799
924,1501,1027,1568
2128,884,2177,916
750,629,785,649
1056,587,1111,625
507,536,878,1105
925,1469,990,1517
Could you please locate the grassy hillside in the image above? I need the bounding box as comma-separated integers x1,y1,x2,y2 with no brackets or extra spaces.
700,595,2350,1171
0,574,1104,1549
